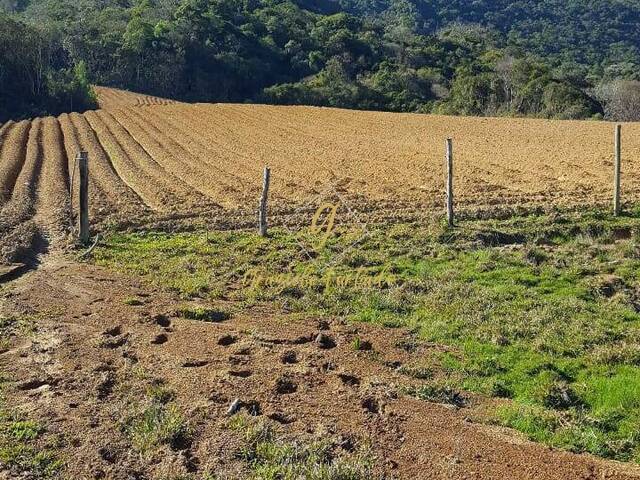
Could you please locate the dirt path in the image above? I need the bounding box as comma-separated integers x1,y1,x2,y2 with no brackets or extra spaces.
1,257,640,479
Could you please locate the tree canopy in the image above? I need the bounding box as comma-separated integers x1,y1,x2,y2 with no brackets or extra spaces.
3,0,640,121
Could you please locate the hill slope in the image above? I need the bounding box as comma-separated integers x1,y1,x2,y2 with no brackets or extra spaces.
4,0,640,120
1,87,640,263
331,0,640,71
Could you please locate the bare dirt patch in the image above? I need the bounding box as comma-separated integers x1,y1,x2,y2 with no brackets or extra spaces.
1,257,640,479
4,87,640,263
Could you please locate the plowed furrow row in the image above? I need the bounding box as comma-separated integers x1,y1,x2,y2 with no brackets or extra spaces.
34,117,71,240
0,121,31,205
139,108,257,205
186,106,264,172
187,106,323,196
99,109,211,208
0,119,51,262
58,113,93,217
142,107,256,183
0,119,43,236
0,120,14,147
198,105,299,160
116,107,234,205
62,113,149,219
173,106,258,168
85,110,190,211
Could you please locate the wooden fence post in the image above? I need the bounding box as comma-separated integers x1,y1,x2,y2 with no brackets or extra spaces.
78,151,90,244
614,124,622,216
258,166,270,237
446,139,454,227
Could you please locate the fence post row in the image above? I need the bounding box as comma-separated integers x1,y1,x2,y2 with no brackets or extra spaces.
73,135,623,244
259,166,270,237
614,124,622,216
78,151,90,244
446,138,454,227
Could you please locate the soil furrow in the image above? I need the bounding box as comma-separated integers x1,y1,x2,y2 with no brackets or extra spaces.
95,109,209,209
0,119,45,262
0,119,43,227
0,120,31,205
34,116,71,241
140,106,256,189
183,105,262,172
85,110,186,211
62,113,149,220
0,120,14,146
114,107,231,206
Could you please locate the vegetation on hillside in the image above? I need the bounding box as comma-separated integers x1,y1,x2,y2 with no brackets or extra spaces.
3,0,640,121
0,14,96,122
94,207,640,463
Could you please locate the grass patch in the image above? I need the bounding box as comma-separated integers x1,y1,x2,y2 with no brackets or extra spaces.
125,403,189,454
124,385,189,455
228,415,374,479
405,380,465,407
0,409,60,477
123,296,144,306
177,306,231,322
93,207,640,463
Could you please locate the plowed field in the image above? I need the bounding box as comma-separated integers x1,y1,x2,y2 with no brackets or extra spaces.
2,86,640,261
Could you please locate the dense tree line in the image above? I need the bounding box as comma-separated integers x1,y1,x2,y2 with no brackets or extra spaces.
3,0,640,121
332,0,640,76
0,14,96,122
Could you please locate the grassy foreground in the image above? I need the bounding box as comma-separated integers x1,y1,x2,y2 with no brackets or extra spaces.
94,207,640,463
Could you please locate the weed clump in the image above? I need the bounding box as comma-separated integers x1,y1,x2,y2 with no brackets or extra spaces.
124,385,189,455
229,415,374,479
177,306,231,323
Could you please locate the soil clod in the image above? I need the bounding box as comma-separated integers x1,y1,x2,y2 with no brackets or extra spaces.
182,359,209,368
153,314,171,328
103,325,122,336
151,333,168,345
218,334,236,346
338,373,360,387
361,397,380,414
315,333,336,349
274,376,297,395
281,350,298,364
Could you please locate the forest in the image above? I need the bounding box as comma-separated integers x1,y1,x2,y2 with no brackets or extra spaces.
2,0,640,122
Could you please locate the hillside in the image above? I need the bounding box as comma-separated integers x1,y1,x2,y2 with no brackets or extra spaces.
332,0,640,71
3,0,640,121
1,87,640,264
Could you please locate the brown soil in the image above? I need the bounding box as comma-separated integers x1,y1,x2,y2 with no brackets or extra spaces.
1,256,640,479
94,86,181,108
3,86,640,262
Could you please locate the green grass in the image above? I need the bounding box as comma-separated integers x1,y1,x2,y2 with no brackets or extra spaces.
123,385,189,455
228,415,373,479
405,380,465,407
92,207,640,463
126,403,188,454
176,306,231,322
123,296,144,306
